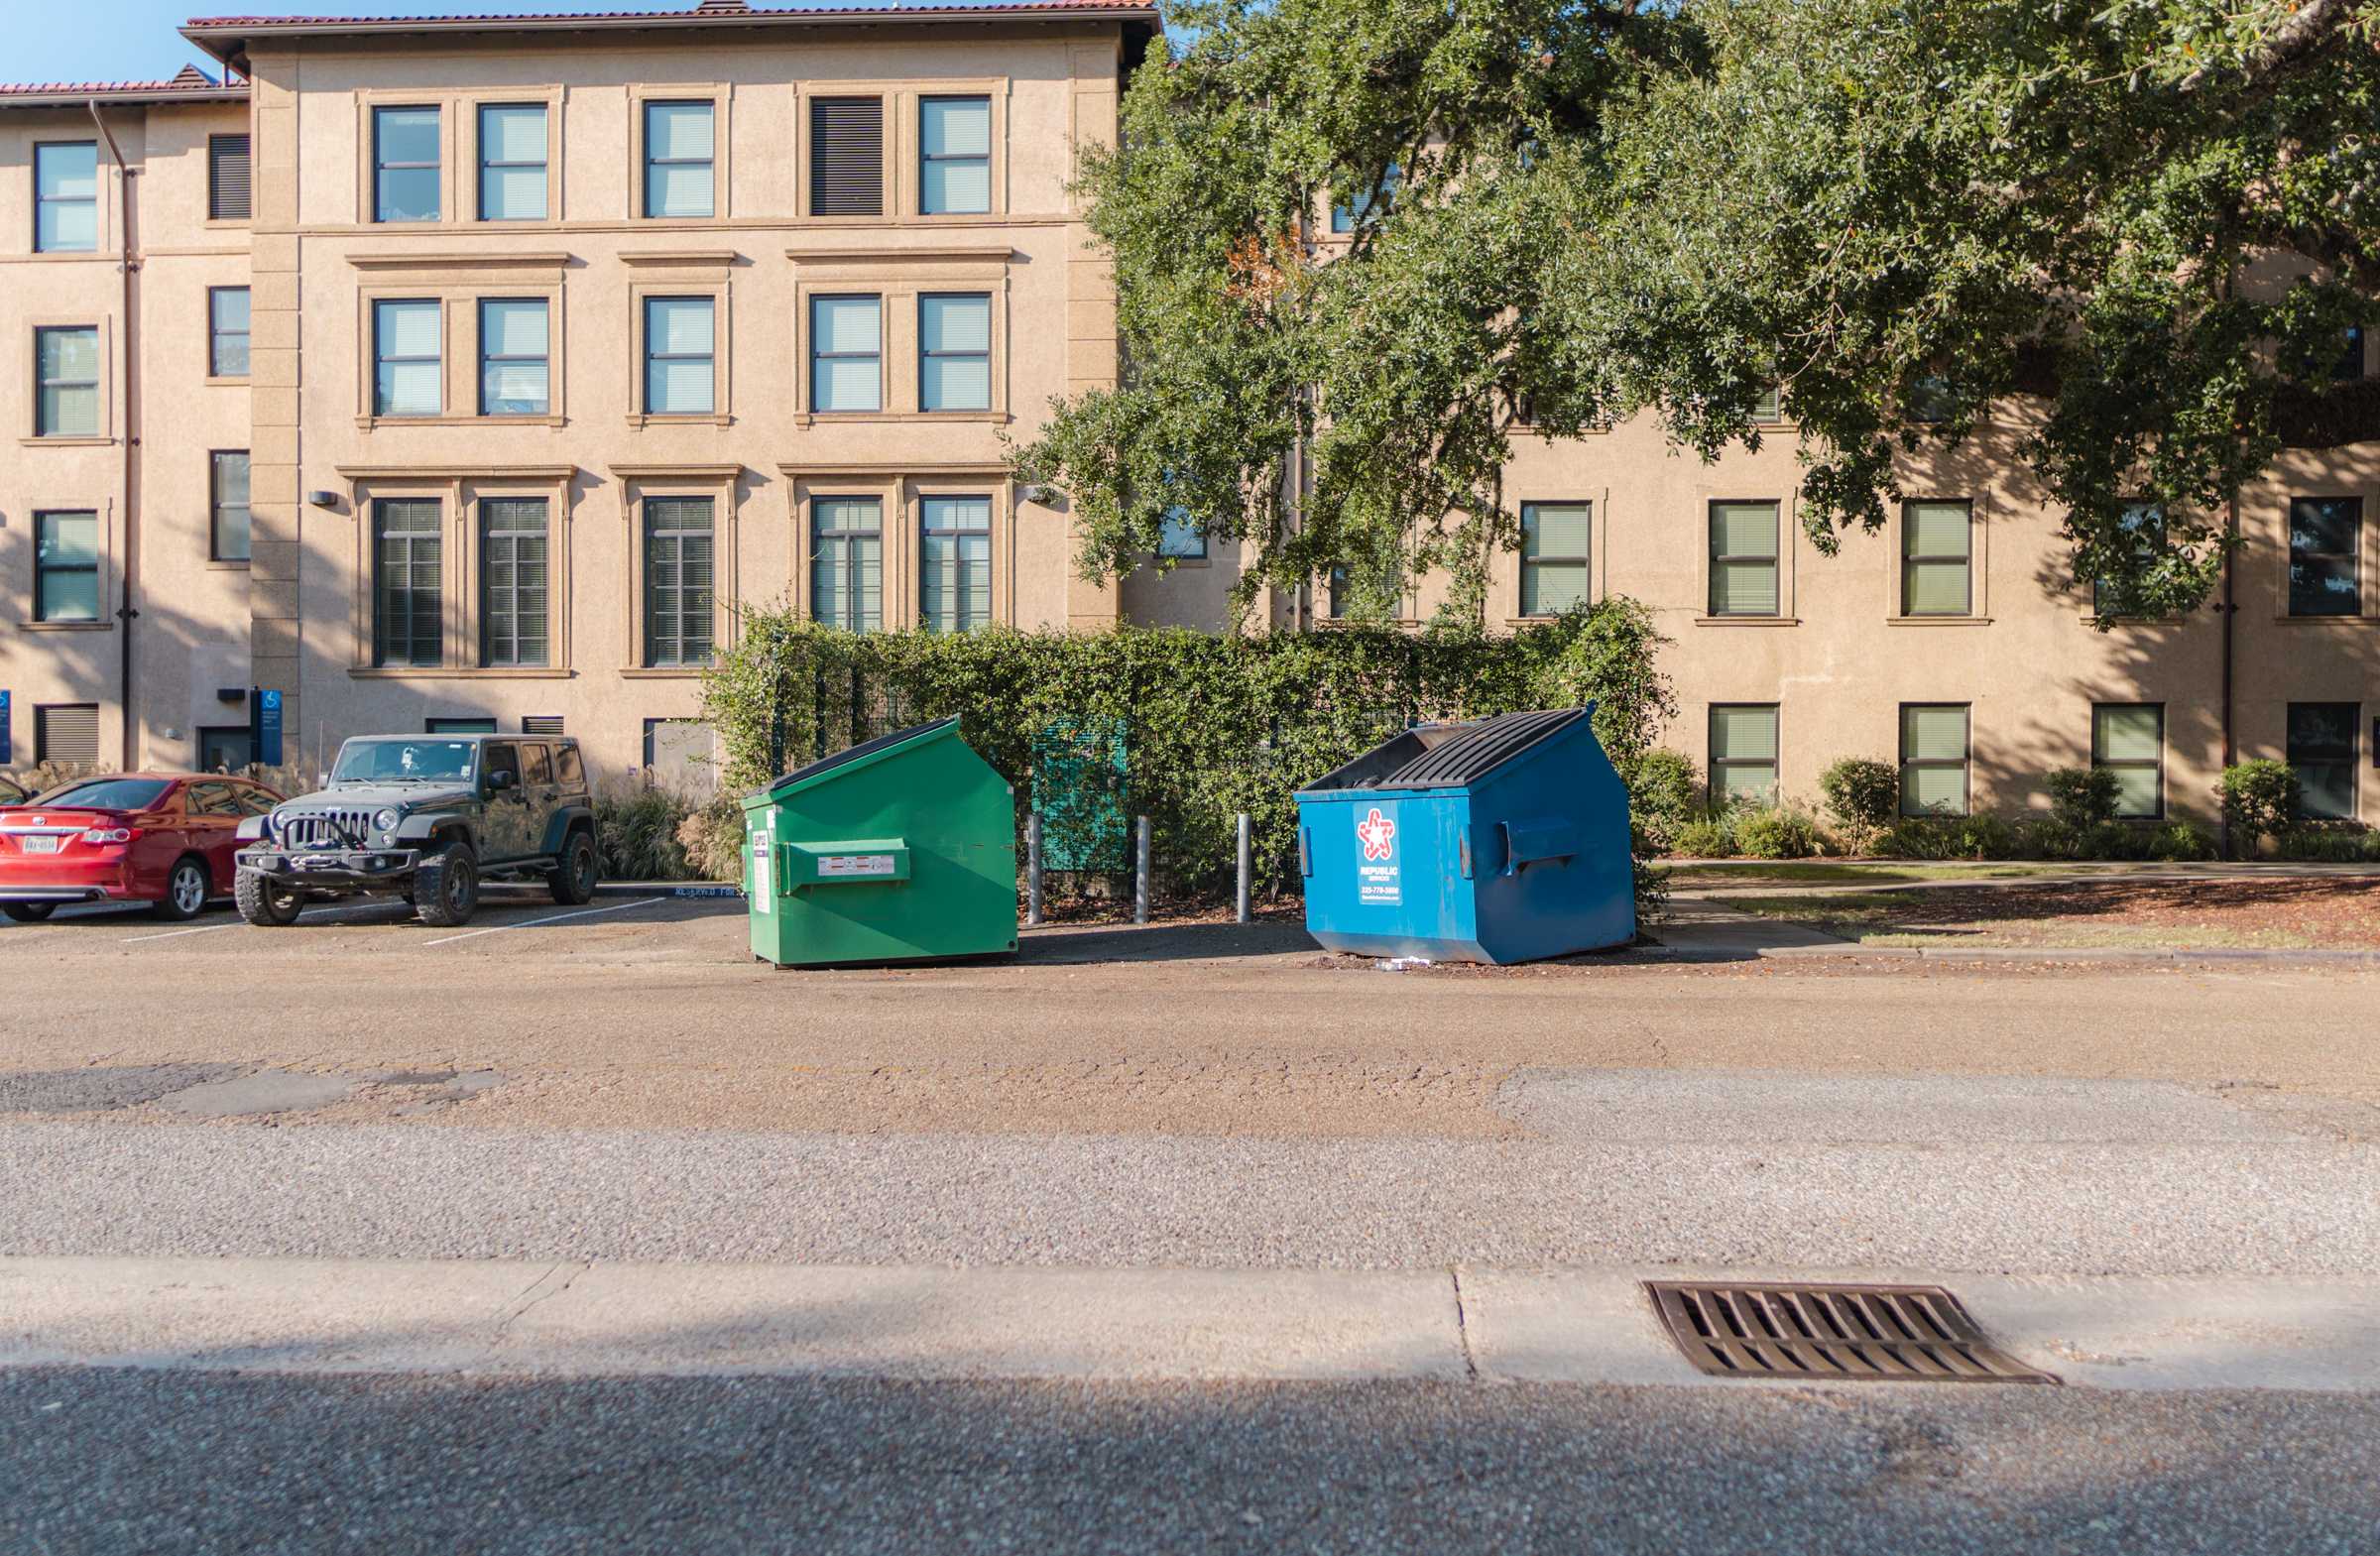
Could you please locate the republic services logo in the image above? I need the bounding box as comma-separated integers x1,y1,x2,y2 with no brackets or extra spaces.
1356,806,1396,862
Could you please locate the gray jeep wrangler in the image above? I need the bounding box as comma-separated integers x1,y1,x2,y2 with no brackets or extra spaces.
234,733,599,928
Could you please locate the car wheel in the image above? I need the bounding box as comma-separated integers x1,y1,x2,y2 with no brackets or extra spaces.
548,830,599,906
2,901,58,923
414,842,480,928
152,857,211,922
234,869,304,926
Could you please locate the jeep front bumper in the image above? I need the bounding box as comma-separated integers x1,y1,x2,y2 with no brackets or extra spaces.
237,846,420,890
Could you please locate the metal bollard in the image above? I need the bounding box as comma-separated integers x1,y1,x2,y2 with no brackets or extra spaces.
1134,814,1151,924
1235,811,1252,924
1025,812,1044,927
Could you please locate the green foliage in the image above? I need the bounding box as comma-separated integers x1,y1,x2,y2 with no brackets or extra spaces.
1818,758,1900,843
2220,760,2300,854
1624,749,1701,857
1672,816,1736,859
2277,824,2380,863
593,780,700,882
1874,813,2022,861
2150,820,2218,863
676,796,746,883
2045,766,2123,831
702,604,1672,897
1733,805,1822,861
1020,0,2380,619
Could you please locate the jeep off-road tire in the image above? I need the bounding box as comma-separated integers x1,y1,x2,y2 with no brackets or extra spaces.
548,829,599,906
152,856,210,921
234,869,303,926
413,841,480,928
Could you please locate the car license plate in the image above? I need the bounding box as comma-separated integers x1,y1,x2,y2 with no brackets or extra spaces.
20,836,60,854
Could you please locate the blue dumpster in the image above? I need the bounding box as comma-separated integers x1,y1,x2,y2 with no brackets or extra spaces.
1294,707,1634,964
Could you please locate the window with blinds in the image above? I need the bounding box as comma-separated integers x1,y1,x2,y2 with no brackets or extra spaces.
208,133,251,221
917,293,989,412
373,106,440,223
811,497,883,632
1708,500,1779,616
209,287,250,378
477,104,546,221
644,497,715,667
2288,497,2362,617
644,297,715,416
210,450,250,563
2288,702,2360,820
810,96,884,216
34,142,97,252
1519,501,1591,616
1901,500,1972,616
35,326,100,437
34,511,100,623
811,295,882,412
919,496,991,633
1898,704,1970,818
374,499,443,667
2091,704,2164,820
35,703,100,767
479,299,550,416
919,96,990,214
644,101,714,219
481,498,549,667
373,299,441,417
1709,704,1779,808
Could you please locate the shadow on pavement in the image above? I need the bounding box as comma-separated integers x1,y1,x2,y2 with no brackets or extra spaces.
1017,919,1318,965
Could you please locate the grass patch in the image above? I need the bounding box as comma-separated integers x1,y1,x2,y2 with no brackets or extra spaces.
1669,862,2064,887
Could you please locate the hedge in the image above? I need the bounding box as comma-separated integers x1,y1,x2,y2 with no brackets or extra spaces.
702,602,1674,896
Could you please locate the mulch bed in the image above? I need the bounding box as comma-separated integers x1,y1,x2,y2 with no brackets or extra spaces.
1797,878,2380,949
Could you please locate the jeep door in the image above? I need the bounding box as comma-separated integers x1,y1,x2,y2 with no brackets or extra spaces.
519,743,563,857
480,741,535,861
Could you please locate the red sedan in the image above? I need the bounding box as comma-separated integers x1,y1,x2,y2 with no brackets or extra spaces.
0,773,286,923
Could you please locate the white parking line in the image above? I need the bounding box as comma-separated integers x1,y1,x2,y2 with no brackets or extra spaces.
118,900,409,944
419,897,653,947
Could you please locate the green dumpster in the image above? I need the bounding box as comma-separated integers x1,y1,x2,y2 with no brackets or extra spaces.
740,717,1017,968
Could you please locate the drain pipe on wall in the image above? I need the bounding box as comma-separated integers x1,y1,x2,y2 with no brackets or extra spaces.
89,99,142,768
2218,494,2239,856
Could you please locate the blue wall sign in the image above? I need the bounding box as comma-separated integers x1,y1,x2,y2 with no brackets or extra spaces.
0,688,10,767
253,688,285,767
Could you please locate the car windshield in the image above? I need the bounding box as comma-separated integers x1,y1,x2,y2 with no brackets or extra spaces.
331,740,478,784
28,778,174,811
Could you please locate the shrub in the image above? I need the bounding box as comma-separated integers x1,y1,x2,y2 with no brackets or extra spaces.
1875,813,2020,861
1673,816,1735,858
2014,817,2081,860
676,795,747,882
2150,821,2218,862
1818,758,1899,844
2277,823,2377,863
593,779,697,882
2220,761,2299,855
2079,821,2158,861
1733,805,1821,860
704,608,1674,897
2045,766,2121,831
1625,749,1701,857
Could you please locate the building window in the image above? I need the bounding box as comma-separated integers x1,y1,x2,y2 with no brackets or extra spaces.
35,325,100,437
643,718,715,795
643,297,714,416
33,511,100,623
1899,703,1971,817
2289,702,2360,821
1519,501,1591,616
210,451,251,563
811,96,884,216
1330,165,1398,233
917,293,990,412
1158,508,1207,559
1750,385,1782,422
1709,704,1779,808
2289,497,2361,617
35,704,100,766
919,95,991,214
2336,325,2368,382
2092,501,2162,617
207,133,251,221
1708,500,1780,616
479,299,549,416
481,498,549,667
811,295,882,413
1901,500,1973,616
644,497,715,667
643,100,714,219
919,496,991,634
373,299,441,417
477,103,546,221
811,497,883,632
197,726,253,773
373,106,440,223
208,286,250,378
34,142,97,253
2092,703,2165,820
373,498,442,667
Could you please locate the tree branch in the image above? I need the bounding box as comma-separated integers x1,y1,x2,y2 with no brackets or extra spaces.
2177,0,2363,94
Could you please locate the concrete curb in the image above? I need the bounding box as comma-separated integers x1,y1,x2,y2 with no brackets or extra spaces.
4,1257,2374,1392
594,881,742,898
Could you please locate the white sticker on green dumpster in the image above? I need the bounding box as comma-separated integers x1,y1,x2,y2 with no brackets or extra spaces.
752,826,773,910
820,853,897,879
1355,803,1401,907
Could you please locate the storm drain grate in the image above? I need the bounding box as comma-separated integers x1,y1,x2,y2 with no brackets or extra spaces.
1644,1281,2059,1384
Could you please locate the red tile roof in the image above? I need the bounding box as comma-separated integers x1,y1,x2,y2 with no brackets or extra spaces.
0,70,246,104
186,0,1154,25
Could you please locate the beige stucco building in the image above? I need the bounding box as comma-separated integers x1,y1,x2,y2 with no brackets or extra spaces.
2,0,2373,828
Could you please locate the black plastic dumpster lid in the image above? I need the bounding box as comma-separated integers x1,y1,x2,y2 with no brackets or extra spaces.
1384,708,1588,787
747,717,958,803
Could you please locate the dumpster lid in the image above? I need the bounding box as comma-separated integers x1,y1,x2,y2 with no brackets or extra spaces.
1297,707,1592,794
745,717,959,804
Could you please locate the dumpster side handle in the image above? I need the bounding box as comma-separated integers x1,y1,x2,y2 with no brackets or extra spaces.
1497,818,1579,876
1298,825,1313,879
